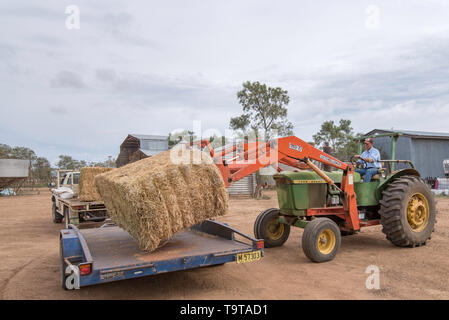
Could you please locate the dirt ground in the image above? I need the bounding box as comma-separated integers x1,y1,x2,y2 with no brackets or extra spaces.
1,189,449,300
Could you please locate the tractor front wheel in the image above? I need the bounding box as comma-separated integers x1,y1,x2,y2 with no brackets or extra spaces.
379,175,436,247
254,208,290,248
302,218,341,263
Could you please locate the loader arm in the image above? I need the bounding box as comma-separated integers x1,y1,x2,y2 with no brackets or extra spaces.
188,136,359,230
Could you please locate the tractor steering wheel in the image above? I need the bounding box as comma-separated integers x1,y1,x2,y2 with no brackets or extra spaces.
350,155,366,169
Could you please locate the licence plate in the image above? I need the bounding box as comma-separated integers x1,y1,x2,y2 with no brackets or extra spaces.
236,251,261,264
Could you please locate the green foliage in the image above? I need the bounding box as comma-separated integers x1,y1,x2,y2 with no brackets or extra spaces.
32,157,52,182
167,130,229,150
56,155,116,169
89,156,116,168
1,143,116,185
312,119,363,161
208,134,229,149
230,81,294,139
0,143,51,183
0,144,10,158
0,144,36,160
56,155,78,170
168,130,197,148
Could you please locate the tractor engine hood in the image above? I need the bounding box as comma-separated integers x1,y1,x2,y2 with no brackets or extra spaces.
273,170,362,184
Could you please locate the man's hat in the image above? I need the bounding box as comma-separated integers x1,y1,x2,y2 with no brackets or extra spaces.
364,138,373,144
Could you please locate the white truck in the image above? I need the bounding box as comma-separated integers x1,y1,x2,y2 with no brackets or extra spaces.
51,170,108,227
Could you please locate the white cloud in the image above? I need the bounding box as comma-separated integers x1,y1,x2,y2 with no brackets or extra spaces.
0,0,449,164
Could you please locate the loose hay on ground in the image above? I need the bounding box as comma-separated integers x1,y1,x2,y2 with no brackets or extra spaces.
94,149,228,252
79,167,113,201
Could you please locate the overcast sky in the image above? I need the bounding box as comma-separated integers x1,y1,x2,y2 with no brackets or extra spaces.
1,0,449,164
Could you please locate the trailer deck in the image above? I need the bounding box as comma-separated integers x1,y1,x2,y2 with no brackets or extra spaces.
60,220,264,289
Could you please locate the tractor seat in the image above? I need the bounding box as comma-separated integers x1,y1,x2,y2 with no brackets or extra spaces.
362,168,385,181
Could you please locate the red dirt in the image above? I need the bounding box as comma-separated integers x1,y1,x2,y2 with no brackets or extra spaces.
1,190,448,299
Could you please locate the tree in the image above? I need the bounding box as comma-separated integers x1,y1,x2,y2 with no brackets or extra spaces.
208,134,229,149
57,154,117,170
56,155,79,170
89,156,116,168
230,81,293,139
312,119,363,161
1,143,52,183
168,130,197,148
32,157,52,182
0,144,12,158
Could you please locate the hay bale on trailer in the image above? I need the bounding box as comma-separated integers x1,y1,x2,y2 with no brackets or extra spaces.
94,148,228,252
79,167,113,201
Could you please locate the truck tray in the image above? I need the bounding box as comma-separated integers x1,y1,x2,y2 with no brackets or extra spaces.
60,220,264,289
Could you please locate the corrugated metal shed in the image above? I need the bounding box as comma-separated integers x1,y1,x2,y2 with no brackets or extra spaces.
227,173,257,198
365,129,449,178
213,142,258,197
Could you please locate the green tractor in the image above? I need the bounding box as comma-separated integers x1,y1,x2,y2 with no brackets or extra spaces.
254,135,437,263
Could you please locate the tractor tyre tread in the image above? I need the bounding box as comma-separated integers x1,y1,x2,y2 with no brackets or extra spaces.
379,175,436,247
302,218,341,263
254,208,290,248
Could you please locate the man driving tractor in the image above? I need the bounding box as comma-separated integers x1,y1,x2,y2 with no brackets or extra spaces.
354,138,381,182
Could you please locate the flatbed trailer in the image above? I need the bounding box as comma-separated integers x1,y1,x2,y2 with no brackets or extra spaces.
60,219,264,289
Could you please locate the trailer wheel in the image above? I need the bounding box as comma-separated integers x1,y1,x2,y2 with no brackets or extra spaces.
52,202,63,223
63,206,69,228
379,175,436,247
60,236,68,290
302,218,341,263
254,208,290,248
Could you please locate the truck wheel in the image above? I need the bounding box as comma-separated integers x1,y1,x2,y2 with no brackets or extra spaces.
254,208,290,248
302,218,341,263
52,202,63,223
379,175,436,247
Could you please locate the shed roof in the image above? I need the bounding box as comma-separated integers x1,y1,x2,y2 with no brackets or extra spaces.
140,149,166,157
0,159,30,178
366,129,449,140
129,134,168,141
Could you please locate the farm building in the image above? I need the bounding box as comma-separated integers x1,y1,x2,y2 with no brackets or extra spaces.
365,129,449,179
116,134,169,167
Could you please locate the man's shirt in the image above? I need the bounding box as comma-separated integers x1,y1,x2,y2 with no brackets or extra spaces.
359,147,382,168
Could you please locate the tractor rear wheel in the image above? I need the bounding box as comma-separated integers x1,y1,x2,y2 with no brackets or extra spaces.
254,208,290,248
302,218,341,263
379,175,436,247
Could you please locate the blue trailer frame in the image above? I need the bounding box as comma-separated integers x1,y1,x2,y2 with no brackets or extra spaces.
60,220,264,289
